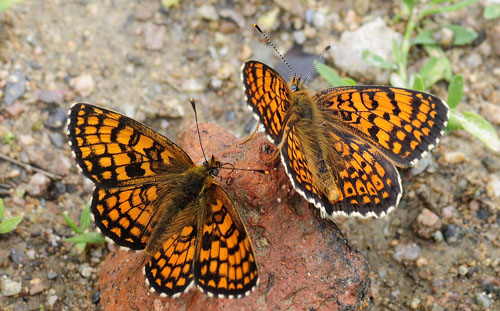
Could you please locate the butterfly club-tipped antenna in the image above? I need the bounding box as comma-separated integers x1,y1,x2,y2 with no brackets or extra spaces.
253,24,297,79
189,98,208,163
302,45,331,85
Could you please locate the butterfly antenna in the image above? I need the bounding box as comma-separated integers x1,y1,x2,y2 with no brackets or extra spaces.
220,162,268,175
253,24,296,78
303,45,331,85
189,98,208,162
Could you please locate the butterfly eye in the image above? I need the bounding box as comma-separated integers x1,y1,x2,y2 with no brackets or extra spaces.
291,84,298,92
210,168,219,177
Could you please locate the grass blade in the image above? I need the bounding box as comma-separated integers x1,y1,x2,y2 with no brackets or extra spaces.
0,216,22,234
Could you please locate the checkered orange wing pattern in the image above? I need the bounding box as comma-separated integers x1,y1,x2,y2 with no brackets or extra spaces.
281,124,402,217
242,61,291,144
144,221,198,297
195,184,259,298
67,103,259,298
67,103,193,188
91,185,160,249
314,86,449,167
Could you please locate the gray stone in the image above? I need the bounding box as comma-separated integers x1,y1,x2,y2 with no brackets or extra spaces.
331,18,401,84
3,71,26,105
26,173,51,196
1,277,22,296
393,242,421,263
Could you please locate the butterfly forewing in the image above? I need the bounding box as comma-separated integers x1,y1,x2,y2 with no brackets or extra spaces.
195,184,259,298
242,61,291,144
67,103,193,188
314,86,449,167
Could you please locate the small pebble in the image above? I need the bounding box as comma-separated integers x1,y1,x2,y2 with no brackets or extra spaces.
293,30,306,45
26,173,51,196
458,265,468,276
47,295,58,306
144,23,165,51
38,89,64,104
197,4,219,22
29,278,46,295
0,277,22,296
134,2,154,21
92,291,101,304
47,271,58,280
433,27,454,48
416,257,428,267
393,242,421,263
443,151,465,164
4,71,26,105
410,297,421,309
477,207,489,220
181,79,204,92
432,230,444,242
79,263,93,278
474,292,492,307
442,224,463,244
49,132,65,149
26,249,36,260
69,73,95,97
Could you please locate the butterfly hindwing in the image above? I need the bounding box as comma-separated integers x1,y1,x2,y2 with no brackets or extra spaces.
91,184,161,250
314,86,449,167
195,184,259,298
281,123,402,218
67,103,194,188
241,61,291,144
144,221,198,297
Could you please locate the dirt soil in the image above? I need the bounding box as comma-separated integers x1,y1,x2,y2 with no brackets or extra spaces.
1,1,499,310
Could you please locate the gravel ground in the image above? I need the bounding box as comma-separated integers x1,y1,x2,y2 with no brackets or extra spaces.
1,1,499,310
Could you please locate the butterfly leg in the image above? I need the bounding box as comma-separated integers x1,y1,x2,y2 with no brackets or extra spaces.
239,121,259,145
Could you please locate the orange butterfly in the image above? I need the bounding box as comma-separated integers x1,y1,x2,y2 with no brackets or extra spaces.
67,103,258,298
241,37,449,218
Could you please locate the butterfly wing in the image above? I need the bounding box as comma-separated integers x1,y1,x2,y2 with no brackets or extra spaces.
67,103,194,249
143,207,198,298
281,123,402,218
195,184,259,298
241,61,291,145
314,86,449,167
67,103,193,188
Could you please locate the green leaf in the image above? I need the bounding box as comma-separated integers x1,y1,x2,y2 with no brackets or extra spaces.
392,38,401,64
341,78,357,86
79,205,91,233
0,0,21,11
362,50,395,70
421,0,479,18
65,232,105,244
452,111,500,152
483,4,500,19
447,111,463,131
316,63,343,87
445,24,478,46
447,75,464,109
390,73,407,88
402,0,414,13
161,0,181,8
0,198,4,220
412,75,425,91
413,30,436,45
0,216,22,234
63,212,82,234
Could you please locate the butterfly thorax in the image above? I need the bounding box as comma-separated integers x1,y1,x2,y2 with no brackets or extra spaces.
145,158,219,254
289,87,341,204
